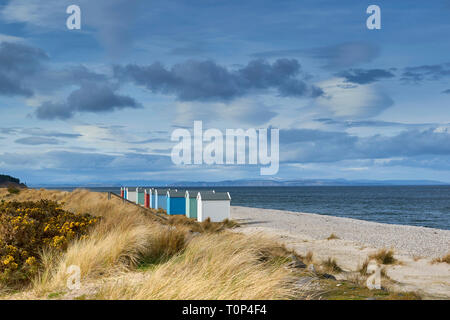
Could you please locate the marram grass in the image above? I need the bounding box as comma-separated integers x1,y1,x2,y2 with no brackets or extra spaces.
0,188,299,300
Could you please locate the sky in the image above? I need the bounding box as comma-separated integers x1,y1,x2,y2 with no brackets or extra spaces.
1,0,450,185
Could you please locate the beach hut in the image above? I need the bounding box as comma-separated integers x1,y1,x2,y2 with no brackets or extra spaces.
137,188,145,205
185,190,215,220
120,187,124,198
155,188,170,210
167,190,187,215
149,188,154,208
144,189,150,208
197,192,231,222
127,187,137,203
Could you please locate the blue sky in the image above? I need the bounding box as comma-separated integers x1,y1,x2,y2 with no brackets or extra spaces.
1,0,450,185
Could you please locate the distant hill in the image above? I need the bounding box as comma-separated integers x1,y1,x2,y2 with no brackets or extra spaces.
32,178,448,188
167,178,448,187
0,174,27,188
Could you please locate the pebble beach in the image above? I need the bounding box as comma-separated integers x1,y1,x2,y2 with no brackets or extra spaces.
231,206,450,257
231,206,450,299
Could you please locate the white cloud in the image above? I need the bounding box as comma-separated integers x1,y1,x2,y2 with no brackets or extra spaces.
315,77,393,119
173,97,278,128
0,33,24,43
1,0,64,28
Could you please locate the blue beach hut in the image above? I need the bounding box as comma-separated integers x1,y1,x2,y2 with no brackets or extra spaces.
155,188,170,210
167,190,187,215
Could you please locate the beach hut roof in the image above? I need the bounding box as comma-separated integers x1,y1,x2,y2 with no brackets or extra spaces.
198,192,231,201
167,190,185,198
186,190,215,198
155,188,170,194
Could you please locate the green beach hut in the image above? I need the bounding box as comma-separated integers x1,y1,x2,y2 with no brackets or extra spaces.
137,187,145,205
185,190,198,219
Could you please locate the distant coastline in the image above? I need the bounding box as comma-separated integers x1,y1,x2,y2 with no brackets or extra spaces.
29,178,449,189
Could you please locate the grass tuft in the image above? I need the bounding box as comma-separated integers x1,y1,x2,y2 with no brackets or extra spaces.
326,233,340,240
7,187,20,195
321,257,342,273
431,253,450,264
358,259,370,275
369,249,397,265
303,251,314,265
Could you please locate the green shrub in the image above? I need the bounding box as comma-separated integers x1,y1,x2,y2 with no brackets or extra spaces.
7,187,20,195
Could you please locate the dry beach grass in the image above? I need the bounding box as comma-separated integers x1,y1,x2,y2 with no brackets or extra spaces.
0,188,436,300
0,188,297,300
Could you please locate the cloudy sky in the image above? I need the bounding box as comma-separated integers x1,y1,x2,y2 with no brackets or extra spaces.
1,0,450,185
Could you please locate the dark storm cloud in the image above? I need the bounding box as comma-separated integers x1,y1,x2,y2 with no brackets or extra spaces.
20,128,81,138
67,84,140,113
35,84,141,120
314,118,436,129
0,127,81,138
0,42,142,120
34,102,74,120
0,150,171,173
0,42,47,97
250,42,380,70
336,69,396,84
380,156,450,171
168,42,210,56
306,42,380,69
114,59,323,102
15,137,63,145
401,63,450,83
280,128,450,163
33,65,108,93
250,49,305,58
0,127,19,134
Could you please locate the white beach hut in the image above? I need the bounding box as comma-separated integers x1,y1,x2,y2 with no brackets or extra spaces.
148,188,154,208
126,187,137,203
196,192,231,222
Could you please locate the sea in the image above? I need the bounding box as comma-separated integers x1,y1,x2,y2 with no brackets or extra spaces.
46,185,450,230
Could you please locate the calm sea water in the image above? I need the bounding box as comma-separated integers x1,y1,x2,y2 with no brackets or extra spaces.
50,186,450,230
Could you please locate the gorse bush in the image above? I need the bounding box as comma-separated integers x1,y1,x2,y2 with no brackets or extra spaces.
0,200,99,286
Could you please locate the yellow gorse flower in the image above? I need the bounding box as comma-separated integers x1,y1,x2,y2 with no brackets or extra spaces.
0,199,99,285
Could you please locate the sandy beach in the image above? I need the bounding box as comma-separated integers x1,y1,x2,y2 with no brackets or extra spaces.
231,206,450,299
